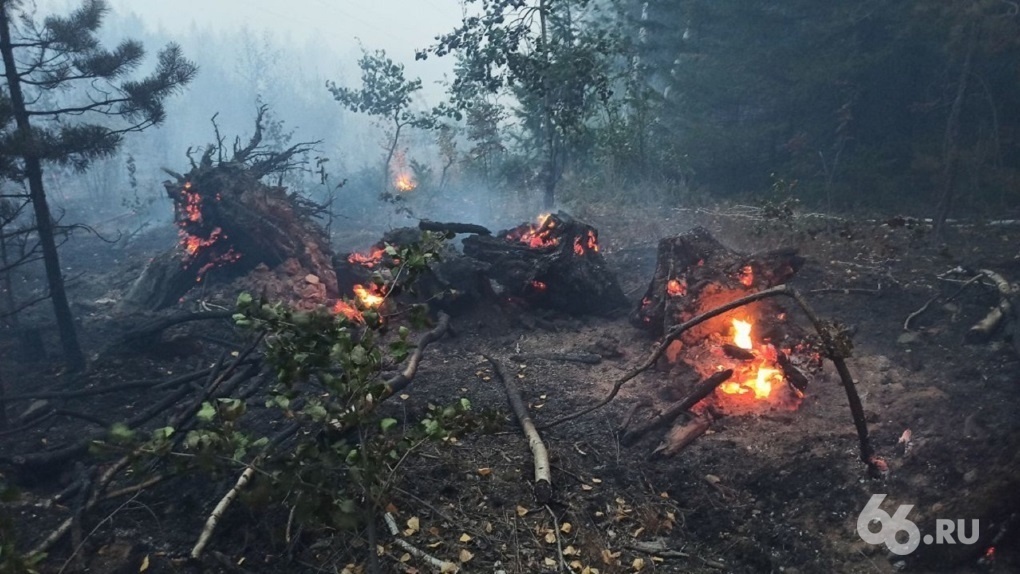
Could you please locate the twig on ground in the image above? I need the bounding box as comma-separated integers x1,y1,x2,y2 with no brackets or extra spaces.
545,505,569,573
383,512,456,572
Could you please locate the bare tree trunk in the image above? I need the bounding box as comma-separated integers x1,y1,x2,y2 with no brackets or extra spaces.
0,5,85,371
934,27,977,240
540,0,557,210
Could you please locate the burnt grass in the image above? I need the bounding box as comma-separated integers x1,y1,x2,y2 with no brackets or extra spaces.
2,204,1020,573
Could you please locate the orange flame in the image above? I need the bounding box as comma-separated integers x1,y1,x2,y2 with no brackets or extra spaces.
353,284,385,308
332,300,364,323
508,213,559,249
395,173,417,192
732,318,753,349
738,265,754,287
348,247,386,268
667,279,686,297
718,318,783,401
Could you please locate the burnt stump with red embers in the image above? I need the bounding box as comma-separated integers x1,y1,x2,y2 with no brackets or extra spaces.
632,226,804,337
462,212,627,316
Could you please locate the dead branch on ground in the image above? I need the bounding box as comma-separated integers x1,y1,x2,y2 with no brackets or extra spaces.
485,355,552,504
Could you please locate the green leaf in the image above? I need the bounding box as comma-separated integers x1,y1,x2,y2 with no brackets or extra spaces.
108,422,135,443
237,292,253,306
152,426,175,441
196,401,216,422
460,398,472,411
380,418,398,432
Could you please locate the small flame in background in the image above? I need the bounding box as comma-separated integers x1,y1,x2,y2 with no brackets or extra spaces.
332,300,364,323
509,213,559,249
331,284,386,323
394,173,417,192
530,280,547,292
718,317,785,401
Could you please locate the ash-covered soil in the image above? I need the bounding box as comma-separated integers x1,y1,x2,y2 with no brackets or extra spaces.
2,205,1019,573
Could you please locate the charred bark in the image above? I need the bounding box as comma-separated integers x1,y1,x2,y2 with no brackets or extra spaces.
631,227,803,336
462,212,626,315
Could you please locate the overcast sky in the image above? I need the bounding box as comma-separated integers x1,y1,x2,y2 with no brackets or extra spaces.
46,0,465,91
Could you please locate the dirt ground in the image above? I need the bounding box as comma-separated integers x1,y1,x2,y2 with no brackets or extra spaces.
2,203,1019,573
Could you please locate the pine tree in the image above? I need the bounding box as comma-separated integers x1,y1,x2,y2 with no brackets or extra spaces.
0,0,196,371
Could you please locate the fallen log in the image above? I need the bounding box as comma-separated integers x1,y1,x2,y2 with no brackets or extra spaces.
485,355,552,504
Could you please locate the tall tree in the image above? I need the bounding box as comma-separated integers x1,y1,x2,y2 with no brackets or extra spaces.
0,0,196,371
422,0,617,209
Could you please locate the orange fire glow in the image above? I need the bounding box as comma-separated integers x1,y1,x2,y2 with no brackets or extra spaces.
395,174,417,192
738,265,754,287
666,279,686,297
718,318,784,401
332,300,364,323
348,248,386,268
509,213,559,249
353,284,385,308
531,280,547,292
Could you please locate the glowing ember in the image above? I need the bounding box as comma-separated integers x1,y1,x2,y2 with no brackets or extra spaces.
738,265,754,287
732,319,753,350
586,230,599,252
180,181,202,223
348,248,386,268
531,280,547,291
666,279,686,297
395,173,417,192
508,213,559,249
573,238,584,256
332,300,364,323
353,284,385,308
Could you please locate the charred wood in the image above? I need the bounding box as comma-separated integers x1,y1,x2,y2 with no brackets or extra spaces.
621,369,732,446
418,219,491,236
462,212,626,316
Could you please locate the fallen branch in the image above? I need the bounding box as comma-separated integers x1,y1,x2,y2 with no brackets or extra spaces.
964,269,1017,345
485,355,552,504
620,370,731,446
191,313,451,559
418,219,491,236
383,511,457,572
904,271,985,331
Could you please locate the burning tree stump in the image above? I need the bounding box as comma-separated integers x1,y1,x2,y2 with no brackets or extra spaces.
124,108,333,310
461,212,626,315
632,227,804,337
